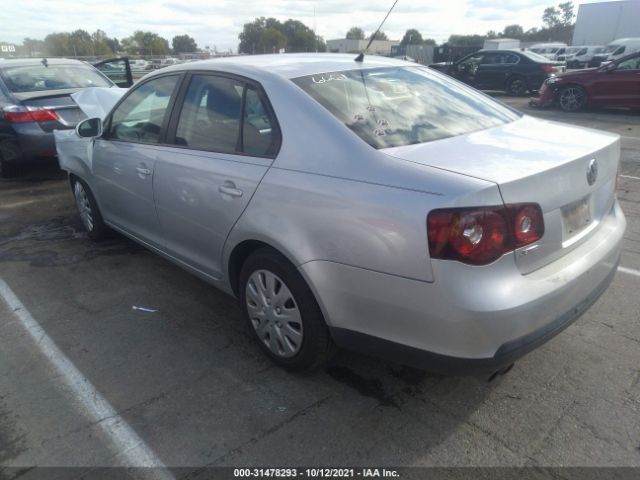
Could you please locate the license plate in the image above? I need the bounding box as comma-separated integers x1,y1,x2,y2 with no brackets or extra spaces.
562,196,592,237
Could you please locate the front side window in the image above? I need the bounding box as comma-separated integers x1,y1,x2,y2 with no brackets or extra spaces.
174,74,278,157
292,67,520,149
613,46,626,55
617,55,640,71
109,75,179,143
0,64,112,93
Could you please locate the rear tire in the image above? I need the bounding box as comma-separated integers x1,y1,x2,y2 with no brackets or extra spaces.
72,177,109,241
558,85,587,112
239,247,334,371
506,76,528,96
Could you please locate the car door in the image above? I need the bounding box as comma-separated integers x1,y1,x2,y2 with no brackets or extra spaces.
590,54,640,107
475,52,519,90
452,53,484,87
93,57,134,88
153,73,281,278
92,74,182,248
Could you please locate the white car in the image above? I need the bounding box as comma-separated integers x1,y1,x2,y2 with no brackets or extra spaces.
561,46,606,68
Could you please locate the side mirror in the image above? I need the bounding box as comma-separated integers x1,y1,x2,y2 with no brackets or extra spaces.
76,117,103,138
603,62,616,72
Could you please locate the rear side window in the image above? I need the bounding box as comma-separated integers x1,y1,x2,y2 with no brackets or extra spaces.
175,75,242,154
109,75,179,143
174,74,279,157
292,67,520,149
482,52,519,64
0,64,112,92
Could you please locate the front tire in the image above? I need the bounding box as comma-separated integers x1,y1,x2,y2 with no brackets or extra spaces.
72,177,109,241
558,85,587,112
239,247,333,371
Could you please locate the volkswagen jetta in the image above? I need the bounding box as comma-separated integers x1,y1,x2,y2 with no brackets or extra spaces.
56,54,626,375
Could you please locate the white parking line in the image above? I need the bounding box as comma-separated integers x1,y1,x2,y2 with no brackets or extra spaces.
0,279,174,479
618,266,640,278
620,175,640,181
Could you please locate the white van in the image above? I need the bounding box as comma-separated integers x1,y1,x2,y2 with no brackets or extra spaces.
562,45,607,68
604,38,640,61
527,43,567,60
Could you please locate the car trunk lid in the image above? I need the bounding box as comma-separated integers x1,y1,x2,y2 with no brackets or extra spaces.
13,89,87,132
383,115,620,274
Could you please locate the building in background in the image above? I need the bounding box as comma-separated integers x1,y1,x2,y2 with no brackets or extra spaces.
572,0,640,45
326,39,400,56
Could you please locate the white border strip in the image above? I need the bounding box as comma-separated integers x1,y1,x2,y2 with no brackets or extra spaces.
618,266,640,278
0,278,174,479
620,175,640,181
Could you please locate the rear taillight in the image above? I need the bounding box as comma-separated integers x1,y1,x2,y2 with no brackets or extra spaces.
541,64,557,74
3,106,60,124
427,203,544,266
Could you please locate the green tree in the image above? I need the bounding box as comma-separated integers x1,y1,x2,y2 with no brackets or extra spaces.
345,27,365,40
558,2,575,25
423,38,437,46
22,37,46,56
447,34,485,46
238,17,323,54
400,29,423,46
369,31,388,41
121,31,170,55
172,34,197,54
542,6,561,29
502,24,524,39
44,32,72,56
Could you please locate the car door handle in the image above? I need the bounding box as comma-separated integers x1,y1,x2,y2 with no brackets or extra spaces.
136,166,151,176
218,183,243,197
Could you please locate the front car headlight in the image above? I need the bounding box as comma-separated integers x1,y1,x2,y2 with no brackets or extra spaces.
545,76,560,85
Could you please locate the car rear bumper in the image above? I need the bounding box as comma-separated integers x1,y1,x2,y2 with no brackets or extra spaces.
300,201,625,374
4,124,63,163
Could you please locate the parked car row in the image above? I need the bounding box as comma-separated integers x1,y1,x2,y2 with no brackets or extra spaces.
53,53,625,374
528,38,640,67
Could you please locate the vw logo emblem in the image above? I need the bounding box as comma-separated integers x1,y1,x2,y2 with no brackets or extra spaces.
587,158,598,186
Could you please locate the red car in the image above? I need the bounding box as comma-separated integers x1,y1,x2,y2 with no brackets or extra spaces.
533,51,640,112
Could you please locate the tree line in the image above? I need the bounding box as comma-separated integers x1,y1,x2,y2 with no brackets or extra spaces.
3,30,200,57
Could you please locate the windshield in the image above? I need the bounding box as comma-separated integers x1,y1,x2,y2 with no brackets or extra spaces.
0,64,112,93
292,67,520,149
605,45,619,53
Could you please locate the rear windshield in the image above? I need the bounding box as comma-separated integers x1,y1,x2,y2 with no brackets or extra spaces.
521,50,551,62
0,64,112,93
292,67,520,149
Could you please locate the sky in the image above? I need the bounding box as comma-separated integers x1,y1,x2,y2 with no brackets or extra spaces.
0,0,606,53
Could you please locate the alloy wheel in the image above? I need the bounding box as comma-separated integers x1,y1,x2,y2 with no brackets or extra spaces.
559,87,585,112
74,181,94,232
245,269,303,358
508,78,527,96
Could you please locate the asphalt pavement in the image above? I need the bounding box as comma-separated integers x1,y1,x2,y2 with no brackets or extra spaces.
0,98,639,478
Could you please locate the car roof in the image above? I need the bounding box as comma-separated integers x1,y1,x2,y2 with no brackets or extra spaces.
0,57,88,68
155,53,415,80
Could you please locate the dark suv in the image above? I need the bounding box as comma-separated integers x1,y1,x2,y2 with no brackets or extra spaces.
429,49,565,96
0,57,132,177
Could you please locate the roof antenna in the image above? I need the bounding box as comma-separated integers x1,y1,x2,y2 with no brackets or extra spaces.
355,0,399,62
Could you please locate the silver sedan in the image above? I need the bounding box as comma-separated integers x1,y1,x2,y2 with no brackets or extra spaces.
57,54,626,375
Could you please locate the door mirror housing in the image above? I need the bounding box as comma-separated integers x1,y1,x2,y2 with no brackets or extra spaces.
603,62,617,73
76,117,103,138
